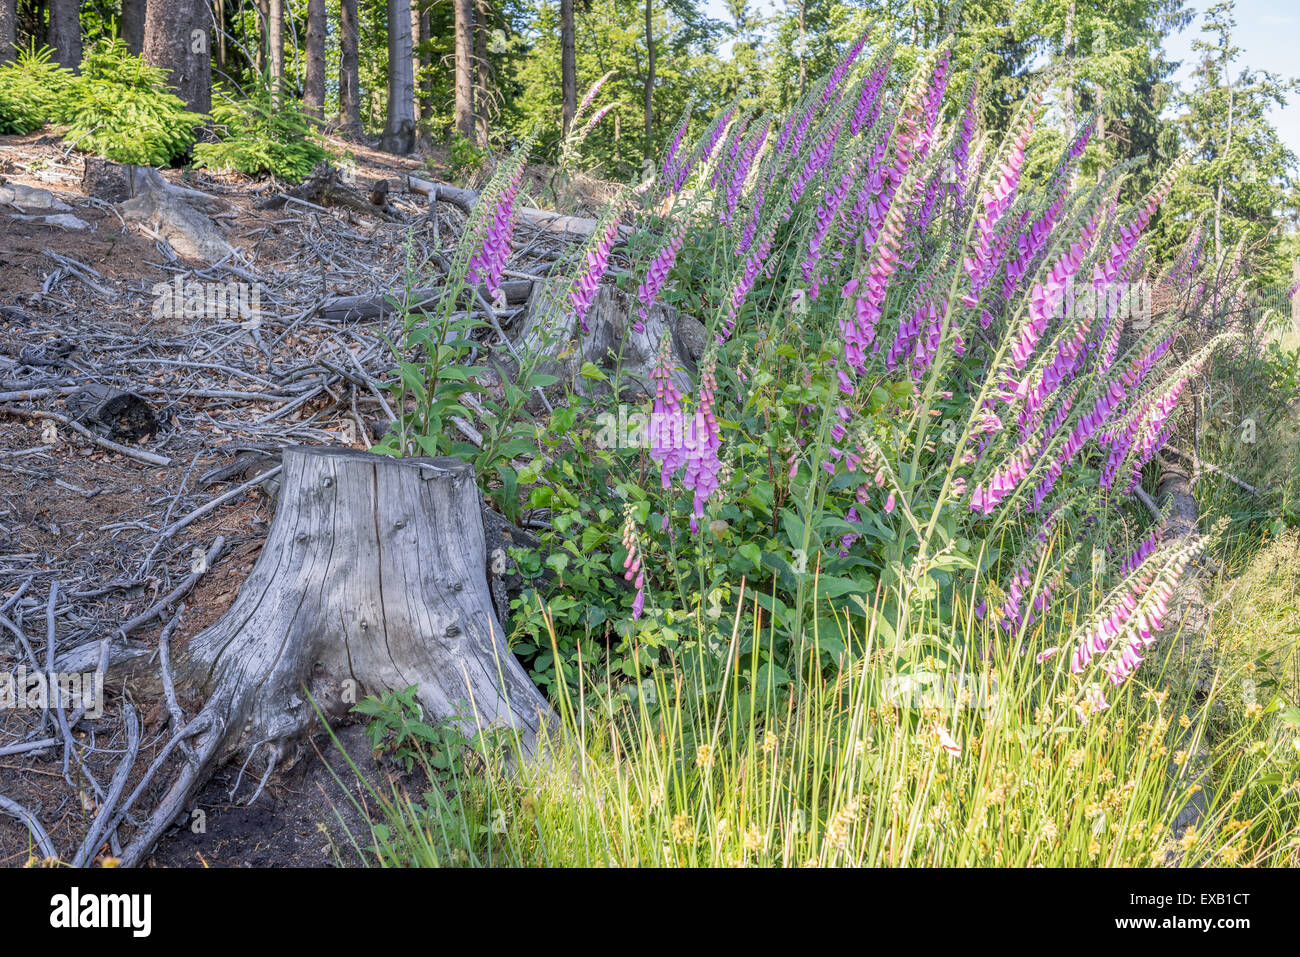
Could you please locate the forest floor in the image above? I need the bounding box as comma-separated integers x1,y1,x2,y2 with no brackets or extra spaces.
0,130,575,867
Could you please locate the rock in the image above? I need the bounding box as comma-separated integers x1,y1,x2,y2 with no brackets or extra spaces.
0,182,73,211
676,314,707,361
9,213,92,230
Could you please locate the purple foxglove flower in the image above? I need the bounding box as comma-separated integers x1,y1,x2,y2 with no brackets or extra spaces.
671,107,735,192
661,109,693,182
962,100,1040,304
681,357,722,528
722,120,769,226
649,340,687,488
569,213,623,330
790,120,843,206
823,28,871,110
634,222,687,332
850,55,892,136
577,71,614,120
802,152,864,296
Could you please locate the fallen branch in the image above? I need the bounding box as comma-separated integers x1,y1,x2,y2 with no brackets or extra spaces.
0,794,58,861
317,279,533,321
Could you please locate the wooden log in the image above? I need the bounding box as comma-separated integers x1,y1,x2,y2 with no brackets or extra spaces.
405,173,617,237
318,278,534,321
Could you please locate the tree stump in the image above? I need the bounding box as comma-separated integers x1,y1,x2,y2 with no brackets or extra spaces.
513,277,705,408
117,446,554,864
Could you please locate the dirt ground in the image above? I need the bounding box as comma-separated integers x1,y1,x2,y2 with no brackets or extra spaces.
0,130,514,866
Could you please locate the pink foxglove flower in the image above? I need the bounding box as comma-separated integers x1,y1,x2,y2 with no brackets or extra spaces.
621,507,646,619
681,357,722,532
569,212,622,330
634,222,687,333
648,340,687,489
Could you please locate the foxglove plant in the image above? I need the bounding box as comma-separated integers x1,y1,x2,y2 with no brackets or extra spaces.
463,145,530,302
568,208,623,330
634,221,688,333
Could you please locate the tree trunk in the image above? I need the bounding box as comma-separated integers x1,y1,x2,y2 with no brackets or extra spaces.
643,0,654,160
121,0,145,56
473,0,489,146
561,0,576,134
339,0,361,135
303,0,326,119
0,0,16,63
381,0,415,154
47,0,82,71
143,0,211,116
410,0,423,132
1062,0,1076,141
253,0,267,74
114,447,556,867
797,0,805,96
454,0,474,141
268,0,284,101
214,0,226,73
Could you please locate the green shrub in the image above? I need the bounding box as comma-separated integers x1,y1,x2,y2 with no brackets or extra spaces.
56,38,204,165
0,45,77,134
192,86,329,182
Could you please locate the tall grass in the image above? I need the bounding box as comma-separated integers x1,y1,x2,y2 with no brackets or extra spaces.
326,581,1297,868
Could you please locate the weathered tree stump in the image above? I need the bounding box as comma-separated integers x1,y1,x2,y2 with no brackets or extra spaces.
513,278,705,407
258,162,404,222
116,446,554,865
82,159,237,260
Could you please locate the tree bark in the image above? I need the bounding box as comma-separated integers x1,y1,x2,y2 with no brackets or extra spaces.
381,0,416,153
643,0,654,160
115,447,556,866
797,0,805,96
454,0,475,141
47,0,82,71
410,0,424,132
267,0,284,101
473,0,489,146
561,0,576,134
121,0,146,55
303,0,326,119
1063,0,1076,141
515,277,702,409
0,0,16,63
339,0,362,135
143,0,211,116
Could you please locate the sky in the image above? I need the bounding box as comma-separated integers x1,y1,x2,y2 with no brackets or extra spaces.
1164,1,1300,159
700,0,1300,160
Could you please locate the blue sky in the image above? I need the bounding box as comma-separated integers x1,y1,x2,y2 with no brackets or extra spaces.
700,0,1299,159
1165,1,1299,158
